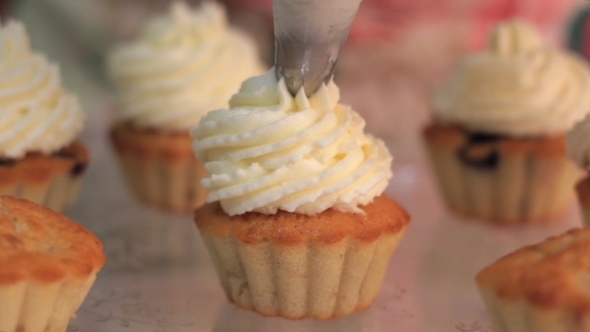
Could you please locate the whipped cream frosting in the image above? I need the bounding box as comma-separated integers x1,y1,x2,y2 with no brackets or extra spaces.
433,20,590,137
191,69,393,216
0,21,84,159
107,2,264,130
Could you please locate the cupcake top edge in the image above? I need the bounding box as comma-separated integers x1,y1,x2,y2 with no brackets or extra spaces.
0,195,105,284
191,68,393,216
0,20,85,159
475,228,590,311
432,20,590,137
107,1,266,131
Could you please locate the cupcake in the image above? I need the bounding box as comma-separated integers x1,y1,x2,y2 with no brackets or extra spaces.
566,113,590,226
107,1,264,212
0,21,88,212
468,0,577,50
476,228,590,332
0,196,105,332
191,70,410,319
424,20,590,224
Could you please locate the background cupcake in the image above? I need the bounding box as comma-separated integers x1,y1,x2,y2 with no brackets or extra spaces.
424,20,590,224
191,69,410,319
476,228,590,332
0,20,88,212
107,1,265,212
566,112,590,226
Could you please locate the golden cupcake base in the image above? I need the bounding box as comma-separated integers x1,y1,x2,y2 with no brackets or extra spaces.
0,196,105,332
195,195,410,319
423,124,579,224
110,123,208,212
0,142,89,213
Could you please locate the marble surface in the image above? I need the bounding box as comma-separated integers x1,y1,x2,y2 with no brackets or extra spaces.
61,119,582,331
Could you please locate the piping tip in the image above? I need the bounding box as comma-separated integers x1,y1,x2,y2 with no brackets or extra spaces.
273,0,362,96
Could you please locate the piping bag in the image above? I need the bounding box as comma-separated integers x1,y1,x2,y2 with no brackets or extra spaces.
273,0,363,97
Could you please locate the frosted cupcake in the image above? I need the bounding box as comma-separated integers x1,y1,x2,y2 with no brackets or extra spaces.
424,20,590,224
107,2,264,212
0,21,88,212
0,196,105,332
191,70,410,319
476,228,590,332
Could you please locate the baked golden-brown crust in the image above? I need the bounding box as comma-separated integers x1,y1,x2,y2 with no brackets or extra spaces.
0,196,105,285
423,123,567,157
476,228,590,312
0,142,89,186
110,122,194,162
195,195,410,245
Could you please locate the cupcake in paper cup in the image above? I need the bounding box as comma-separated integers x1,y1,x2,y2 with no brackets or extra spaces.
107,1,264,212
0,196,105,332
476,228,590,332
424,20,590,224
0,21,88,212
191,70,410,319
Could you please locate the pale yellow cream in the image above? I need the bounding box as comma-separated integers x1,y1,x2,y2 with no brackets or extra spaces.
434,20,590,136
191,69,393,216
107,2,264,130
0,21,84,159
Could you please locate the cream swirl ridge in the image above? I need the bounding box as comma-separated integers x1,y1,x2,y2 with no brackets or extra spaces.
0,21,84,159
433,20,590,136
107,2,264,130
191,70,393,216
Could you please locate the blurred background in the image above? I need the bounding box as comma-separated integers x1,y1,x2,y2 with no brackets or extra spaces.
3,0,590,161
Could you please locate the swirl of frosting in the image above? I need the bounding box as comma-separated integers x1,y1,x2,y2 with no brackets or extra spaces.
567,112,590,169
433,20,590,136
107,2,264,130
0,21,84,159
190,69,393,216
